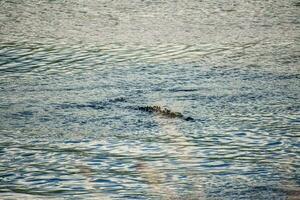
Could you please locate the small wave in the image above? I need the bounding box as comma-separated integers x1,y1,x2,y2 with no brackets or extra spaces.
0,41,264,77
52,97,126,110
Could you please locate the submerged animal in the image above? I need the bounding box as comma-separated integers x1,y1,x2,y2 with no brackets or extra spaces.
54,97,194,121
137,105,194,121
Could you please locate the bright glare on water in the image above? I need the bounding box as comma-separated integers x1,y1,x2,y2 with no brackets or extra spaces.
0,0,299,199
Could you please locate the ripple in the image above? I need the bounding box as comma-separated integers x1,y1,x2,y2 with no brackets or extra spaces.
0,0,299,199
0,40,268,78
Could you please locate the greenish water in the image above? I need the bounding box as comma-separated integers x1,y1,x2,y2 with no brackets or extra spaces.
0,0,299,199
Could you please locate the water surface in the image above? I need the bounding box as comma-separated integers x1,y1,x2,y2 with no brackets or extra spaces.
0,0,299,199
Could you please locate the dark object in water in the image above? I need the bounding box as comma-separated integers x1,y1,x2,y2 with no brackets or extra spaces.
138,105,194,121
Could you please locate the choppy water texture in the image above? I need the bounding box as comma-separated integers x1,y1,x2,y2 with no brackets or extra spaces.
0,0,300,199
